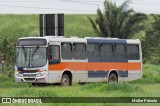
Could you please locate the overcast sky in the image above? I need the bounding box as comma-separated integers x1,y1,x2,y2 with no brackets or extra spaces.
0,0,160,14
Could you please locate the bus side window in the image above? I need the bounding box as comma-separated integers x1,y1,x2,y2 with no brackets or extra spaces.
127,45,140,60
114,44,126,60
87,44,100,60
73,43,86,60
61,43,72,60
49,45,60,64
100,44,113,60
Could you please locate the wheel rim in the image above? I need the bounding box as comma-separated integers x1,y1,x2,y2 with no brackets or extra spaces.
62,77,69,86
109,75,117,83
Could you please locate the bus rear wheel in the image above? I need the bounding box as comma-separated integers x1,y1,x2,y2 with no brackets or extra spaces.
108,73,118,83
61,74,70,86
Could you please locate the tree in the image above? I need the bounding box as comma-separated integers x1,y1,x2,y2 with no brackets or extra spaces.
142,15,160,65
0,37,15,63
88,0,147,38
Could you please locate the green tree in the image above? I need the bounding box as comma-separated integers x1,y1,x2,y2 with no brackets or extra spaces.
143,15,160,65
0,37,15,63
88,0,147,38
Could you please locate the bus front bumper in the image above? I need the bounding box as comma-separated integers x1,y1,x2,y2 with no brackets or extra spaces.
15,75,48,83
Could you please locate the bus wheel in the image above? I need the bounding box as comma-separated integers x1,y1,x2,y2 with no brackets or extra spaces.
61,74,70,86
108,73,118,83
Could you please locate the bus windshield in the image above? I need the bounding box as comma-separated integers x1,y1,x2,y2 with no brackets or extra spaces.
16,47,47,68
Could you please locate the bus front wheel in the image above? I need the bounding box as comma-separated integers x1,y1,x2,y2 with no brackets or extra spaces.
108,73,118,83
61,74,70,86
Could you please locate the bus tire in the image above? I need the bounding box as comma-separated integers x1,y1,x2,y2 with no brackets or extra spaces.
61,74,70,86
108,73,118,83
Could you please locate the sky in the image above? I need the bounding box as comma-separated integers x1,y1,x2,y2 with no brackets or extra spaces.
0,0,160,14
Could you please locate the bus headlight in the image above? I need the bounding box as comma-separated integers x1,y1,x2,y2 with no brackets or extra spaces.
36,73,42,77
15,71,23,77
36,70,46,77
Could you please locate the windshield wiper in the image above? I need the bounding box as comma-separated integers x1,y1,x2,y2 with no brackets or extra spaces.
22,46,27,62
31,46,39,61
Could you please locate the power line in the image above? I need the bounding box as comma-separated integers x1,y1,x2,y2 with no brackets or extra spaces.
0,0,104,6
113,0,160,6
0,0,104,7
0,0,56,1
62,0,99,6
63,0,104,3
131,2,160,6
1,0,160,6
0,4,96,13
0,0,104,3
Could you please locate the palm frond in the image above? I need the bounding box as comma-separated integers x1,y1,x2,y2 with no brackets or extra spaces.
88,0,147,39
87,16,100,36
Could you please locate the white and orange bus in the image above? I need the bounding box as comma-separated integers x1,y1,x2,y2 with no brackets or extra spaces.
15,36,142,86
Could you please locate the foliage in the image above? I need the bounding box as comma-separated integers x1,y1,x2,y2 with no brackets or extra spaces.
142,15,160,65
0,37,15,64
88,0,147,38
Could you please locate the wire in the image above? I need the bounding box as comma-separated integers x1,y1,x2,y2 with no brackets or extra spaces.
62,0,98,6
0,1,104,8
114,0,160,6
131,2,160,6
0,0,104,3
0,0,104,6
0,4,96,13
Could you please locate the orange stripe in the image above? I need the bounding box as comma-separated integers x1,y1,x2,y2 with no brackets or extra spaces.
48,62,141,71
128,62,141,70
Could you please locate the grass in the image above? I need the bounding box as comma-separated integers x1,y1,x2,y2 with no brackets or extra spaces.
0,64,160,106
0,84,159,106
0,14,39,40
0,83,159,97
0,14,96,41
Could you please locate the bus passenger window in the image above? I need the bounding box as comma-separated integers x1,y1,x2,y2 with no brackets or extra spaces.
114,45,126,60
49,45,60,64
87,44,100,60
73,43,86,60
61,43,72,60
127,45,140,60
101,44,113,60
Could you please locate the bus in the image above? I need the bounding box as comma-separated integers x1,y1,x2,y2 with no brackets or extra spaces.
15,36,142,86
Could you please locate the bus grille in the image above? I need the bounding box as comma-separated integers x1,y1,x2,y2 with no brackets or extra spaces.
23,74,37,77
24,78,36,81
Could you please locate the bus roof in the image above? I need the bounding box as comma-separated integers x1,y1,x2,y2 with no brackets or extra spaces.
18,36,141,44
